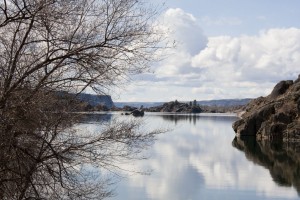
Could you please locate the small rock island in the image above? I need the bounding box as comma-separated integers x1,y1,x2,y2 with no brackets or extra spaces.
145,100,202,113
233,75,300,141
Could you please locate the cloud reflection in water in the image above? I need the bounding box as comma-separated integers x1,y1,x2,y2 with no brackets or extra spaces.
99,113,299,200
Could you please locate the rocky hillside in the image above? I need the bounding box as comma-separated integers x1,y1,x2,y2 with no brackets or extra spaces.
57,92,115,111
233,75,300,141
77,93,114,109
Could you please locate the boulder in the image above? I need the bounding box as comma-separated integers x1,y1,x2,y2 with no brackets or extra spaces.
269,80,293,99
131,109,144,117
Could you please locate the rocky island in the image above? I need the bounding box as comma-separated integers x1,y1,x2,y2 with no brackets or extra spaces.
145,100,203,113
233,75,300,141
144,100,246,113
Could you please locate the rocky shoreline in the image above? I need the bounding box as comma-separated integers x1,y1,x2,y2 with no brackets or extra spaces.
233,75,300,141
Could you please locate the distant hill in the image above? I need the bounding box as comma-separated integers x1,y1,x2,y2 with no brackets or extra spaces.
197,98,252,107
77,93,114,109
114,102,164,108
114,99,252,108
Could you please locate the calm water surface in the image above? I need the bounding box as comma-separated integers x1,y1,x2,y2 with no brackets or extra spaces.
79,112,300,200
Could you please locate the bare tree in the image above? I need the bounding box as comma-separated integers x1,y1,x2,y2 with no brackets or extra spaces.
0,0,163,110
0,0,165,199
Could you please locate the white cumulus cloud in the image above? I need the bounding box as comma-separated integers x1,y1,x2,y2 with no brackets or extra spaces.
192,28,300,83
153,8,208,79
117,9,300,102
162,8,208,55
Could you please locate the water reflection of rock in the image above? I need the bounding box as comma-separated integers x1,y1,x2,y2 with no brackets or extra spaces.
161,114,238,125
79,113,112,123
232,137,300,195
161,114,198,125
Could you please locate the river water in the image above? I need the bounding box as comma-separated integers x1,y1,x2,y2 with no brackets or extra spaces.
79,112,300,200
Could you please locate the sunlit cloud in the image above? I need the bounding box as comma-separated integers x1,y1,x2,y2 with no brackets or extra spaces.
161,8,208,55
116,9,300,102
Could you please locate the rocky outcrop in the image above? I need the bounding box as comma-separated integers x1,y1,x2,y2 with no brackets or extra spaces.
131,109,144,117
145,101,203,113
270,80,294,98
233,75,300,141
119,106,145,117
77,93,114,109
56,92,114,111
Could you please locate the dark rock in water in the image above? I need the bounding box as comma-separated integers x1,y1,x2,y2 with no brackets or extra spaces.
233,104,275,136
233,74,300,141
232,119,244,133
131,109,144,117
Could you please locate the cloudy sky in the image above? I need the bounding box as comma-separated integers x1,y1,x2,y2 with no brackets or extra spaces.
115,0,300,102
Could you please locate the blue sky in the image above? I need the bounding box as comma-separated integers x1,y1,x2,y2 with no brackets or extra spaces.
114,0,300,102
159,0,300,36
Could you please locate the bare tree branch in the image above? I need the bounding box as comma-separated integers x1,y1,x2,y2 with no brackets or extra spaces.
0,0,164,110
0,0,166,199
